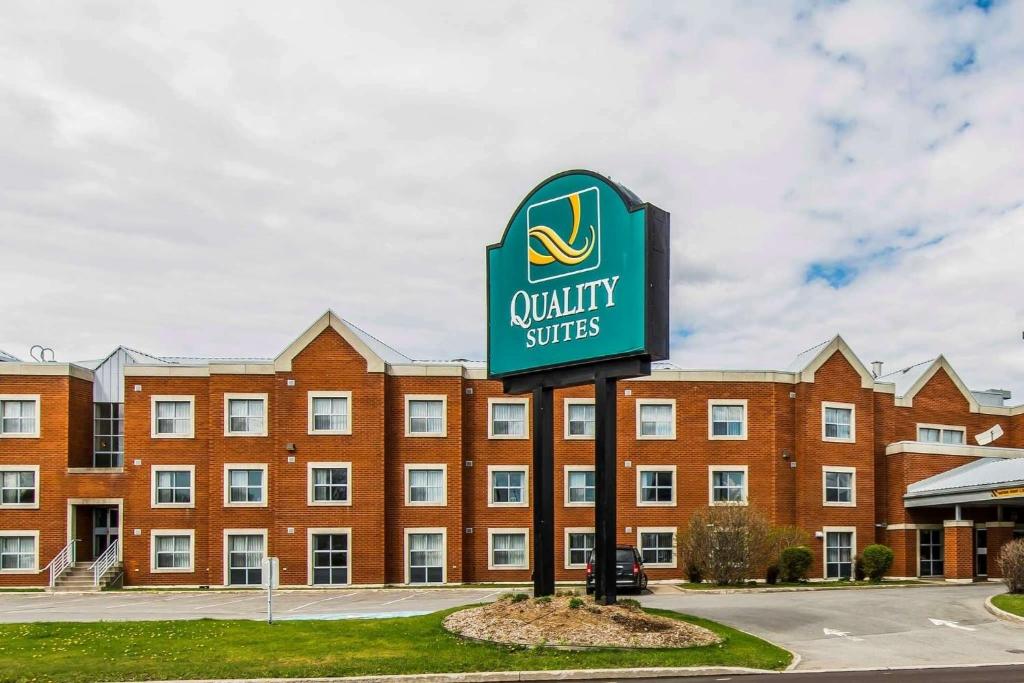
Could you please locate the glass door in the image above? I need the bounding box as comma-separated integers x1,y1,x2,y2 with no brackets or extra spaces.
919,529,944,577
92,507,119,558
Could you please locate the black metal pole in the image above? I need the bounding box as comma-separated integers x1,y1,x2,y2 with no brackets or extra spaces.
594,375,617,605
532,386,555,597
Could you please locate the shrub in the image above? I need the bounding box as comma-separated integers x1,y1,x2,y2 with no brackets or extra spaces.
534,595,551,604
510,592,529,603
861,545,894,581
685,562,703,584
999,539,1024,593
765,564,780,585
853,555,865,581
568,597,585,609
618,598,641,610
678,505,775,585
778,546,813,583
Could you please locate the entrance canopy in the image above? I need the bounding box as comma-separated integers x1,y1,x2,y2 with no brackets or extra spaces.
905,456,1024,508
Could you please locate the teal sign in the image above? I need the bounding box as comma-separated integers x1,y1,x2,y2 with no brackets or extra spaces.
487,170,669,380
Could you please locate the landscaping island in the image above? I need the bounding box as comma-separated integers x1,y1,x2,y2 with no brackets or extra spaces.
0,605,791,683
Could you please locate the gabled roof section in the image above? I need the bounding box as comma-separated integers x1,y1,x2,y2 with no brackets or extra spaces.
893,355,979,412
793,335,875,389
876,358,935,398
274,311,393,373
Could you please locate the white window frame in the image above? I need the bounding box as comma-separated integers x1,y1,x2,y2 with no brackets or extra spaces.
822,466,856,508
151,465,196,509
223,528,267,587
0,395,40,438
223,463,269,508
404,464,448,506
822,526,857,580
916,423,967,445
307,461,352,506
307,391,353,436
636,465,677,507
708,465,749,506
150,529,195,573
563,465,595,507
150,395,195,439
564,398,595,440
821,401,856,443
564,527,595,569
0,465,39,509
224,393,268,437
487,465,529,507
307,527,352,587
635,399,676,440
487,397,529,440
487,528,530,570
637,526,677,569
404,527,447,585
404,394,448,438
0,530,39,573
916,524,944,578
708,399,748,440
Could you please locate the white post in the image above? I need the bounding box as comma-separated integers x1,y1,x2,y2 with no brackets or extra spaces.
262,556,278,625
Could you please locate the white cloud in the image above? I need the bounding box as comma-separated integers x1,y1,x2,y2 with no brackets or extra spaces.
0,0,1021,399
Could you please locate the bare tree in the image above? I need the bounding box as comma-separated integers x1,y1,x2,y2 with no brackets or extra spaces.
678,505,778,585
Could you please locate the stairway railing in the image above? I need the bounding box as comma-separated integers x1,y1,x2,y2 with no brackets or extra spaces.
42,539,79,588
90,538,119,587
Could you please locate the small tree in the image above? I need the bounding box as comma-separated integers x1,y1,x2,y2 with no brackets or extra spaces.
769,526,811,557
860,544,894,581
999,539,1024,594
678,505,774,585
778,546,813,583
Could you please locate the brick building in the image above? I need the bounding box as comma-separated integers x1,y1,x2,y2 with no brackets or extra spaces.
1,311,1022,589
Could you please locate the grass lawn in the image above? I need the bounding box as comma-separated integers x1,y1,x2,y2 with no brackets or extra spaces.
678,579,925,590
0,607,791,683
992,593,1024,617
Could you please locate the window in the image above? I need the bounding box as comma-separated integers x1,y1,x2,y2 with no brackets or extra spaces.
489,529,528,569
224,465,267,507
93,403,123,466
565,400,595,439
638,528,676,567
151,396,194,438
225,532,264,585
307,391,351,435
917,424,966,445
151,531,193,572
637,466,676,506
565,466,595,506
565,529,595,568
636,400,675,439
0,467,37,508
919,528,944,577
225,394,267,436
822,467,855,506
152,466,194,508
709,466,748,505
824,529,855,579
709,400,747,440
406,396,446,437
406,529,445,584
488,399,528,439
405,466,446,505
0,396,39,437
489,466,527,506
0,533,37,571
310,530,349,585
308,463,351,505
822,402,855,442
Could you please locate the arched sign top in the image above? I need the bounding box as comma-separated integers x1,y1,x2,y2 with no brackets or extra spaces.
486,169,669,385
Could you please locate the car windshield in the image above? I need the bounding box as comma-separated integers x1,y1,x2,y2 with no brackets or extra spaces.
616,549,634,563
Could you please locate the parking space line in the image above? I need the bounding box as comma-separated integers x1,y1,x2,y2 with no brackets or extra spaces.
191,596,259,611
379,591,423,606
287,591,357,613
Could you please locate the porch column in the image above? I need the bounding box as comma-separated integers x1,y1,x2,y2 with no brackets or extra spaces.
943,520,974,583
986,522,1015,579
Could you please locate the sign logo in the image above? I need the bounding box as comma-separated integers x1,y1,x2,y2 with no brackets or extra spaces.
526,187,601,283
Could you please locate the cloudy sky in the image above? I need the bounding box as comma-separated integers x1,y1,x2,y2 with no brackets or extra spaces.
1,1,1022,398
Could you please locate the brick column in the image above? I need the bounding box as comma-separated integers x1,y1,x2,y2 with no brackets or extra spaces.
986,522,1015,580
943,520,974,583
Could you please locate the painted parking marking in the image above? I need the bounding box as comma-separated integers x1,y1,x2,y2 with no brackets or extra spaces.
929,618,977,632
287,591,357,612
379,591,424,606
823,627,864,642
191,595,260,611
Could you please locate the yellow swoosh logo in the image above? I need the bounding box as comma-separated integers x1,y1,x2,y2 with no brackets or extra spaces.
528,193,596,266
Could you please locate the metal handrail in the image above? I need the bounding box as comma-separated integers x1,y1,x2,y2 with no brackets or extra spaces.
42,539,79,587
90,538,119,587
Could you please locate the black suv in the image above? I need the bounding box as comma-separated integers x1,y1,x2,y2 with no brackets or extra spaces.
585,545,649,594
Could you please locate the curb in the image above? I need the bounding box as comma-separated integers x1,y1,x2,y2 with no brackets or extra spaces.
673,581,943,595
985,594,1024,625
117,667,776,683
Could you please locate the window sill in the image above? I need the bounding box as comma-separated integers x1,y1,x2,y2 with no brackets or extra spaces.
637,501,677,507
404,502,448,507
709,501,749,507
223,502,268,508
151,503,195,509
708,435,748,441
564,502,595,508
308,501,353,507
487,435,529,441
151,567,195,574
151,434,195,440
823,502,856,508
224,432,269,438
68,467,124,474
636,435,677,441
822,437,855,444
0,503,39,510
0,434,39,439
488,565,529,571
404,432,447,438
564,435,595,441
488,502,529,508
307,430,353,436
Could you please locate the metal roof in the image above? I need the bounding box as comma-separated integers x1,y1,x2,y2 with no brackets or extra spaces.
876,358,936,398
784,338,831,373
907,457,1024,496
0,349,20,362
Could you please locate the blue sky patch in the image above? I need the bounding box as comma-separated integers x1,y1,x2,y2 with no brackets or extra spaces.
805,261,859,289
952,45,976,73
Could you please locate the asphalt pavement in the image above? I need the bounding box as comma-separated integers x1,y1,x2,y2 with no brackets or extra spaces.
638,664,1024,682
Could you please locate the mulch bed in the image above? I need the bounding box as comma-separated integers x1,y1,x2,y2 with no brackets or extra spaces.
443,595,722,649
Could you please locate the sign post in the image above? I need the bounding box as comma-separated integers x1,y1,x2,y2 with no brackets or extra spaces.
262,556,279,624
487,170,669,604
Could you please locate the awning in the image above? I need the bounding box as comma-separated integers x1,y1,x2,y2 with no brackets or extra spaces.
905,457,1024,508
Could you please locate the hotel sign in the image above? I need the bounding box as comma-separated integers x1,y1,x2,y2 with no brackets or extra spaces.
487,170,669,381
992,487,1024,499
